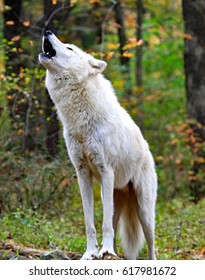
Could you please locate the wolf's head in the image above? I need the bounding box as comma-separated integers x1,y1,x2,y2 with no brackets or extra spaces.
39,30,107,82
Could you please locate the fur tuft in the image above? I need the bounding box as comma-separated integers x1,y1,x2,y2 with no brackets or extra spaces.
118,184,145,259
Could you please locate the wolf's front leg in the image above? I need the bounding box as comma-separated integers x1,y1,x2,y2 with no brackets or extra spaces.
77,169,98,260
98,169,116,258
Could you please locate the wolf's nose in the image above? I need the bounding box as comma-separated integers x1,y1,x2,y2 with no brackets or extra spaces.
44,30,53,36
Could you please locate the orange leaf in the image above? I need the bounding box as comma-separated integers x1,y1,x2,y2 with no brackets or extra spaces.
89,0,100,3
182,33,193,40
35,126,41,132
60,178,69,187
52,0,57,4
23,21,30,27
137,39,143,46
122,51,133,58
196,157,205,164
156,156,164,162
7,95,13,100
123,39,143,50
106,51,115,60
11,35,21,42
6,21,14,25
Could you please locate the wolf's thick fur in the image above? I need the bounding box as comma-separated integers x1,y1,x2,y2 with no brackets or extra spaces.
39,30,157,260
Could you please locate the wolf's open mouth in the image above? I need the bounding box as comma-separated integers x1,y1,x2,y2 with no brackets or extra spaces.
43,37,56,59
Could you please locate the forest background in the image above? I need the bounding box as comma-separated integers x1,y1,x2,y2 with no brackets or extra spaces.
0,0,205,260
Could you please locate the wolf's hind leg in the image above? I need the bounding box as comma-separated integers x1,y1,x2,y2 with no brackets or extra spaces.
134,166,157,260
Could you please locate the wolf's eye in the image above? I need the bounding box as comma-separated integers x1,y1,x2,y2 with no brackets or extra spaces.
67,47,73,51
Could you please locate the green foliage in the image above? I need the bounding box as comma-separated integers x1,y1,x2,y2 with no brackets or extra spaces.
155,198,205,260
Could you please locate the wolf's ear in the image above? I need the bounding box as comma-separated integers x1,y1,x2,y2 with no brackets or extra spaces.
88,57,107,75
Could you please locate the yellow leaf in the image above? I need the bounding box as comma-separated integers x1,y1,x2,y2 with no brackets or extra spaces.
156,156,163,162
107,43,120,50
70,0,77,7
196,157,205,164
122,51,133,58
17,129,23,136
106,51,114,60
123,39,143,50
52,0,57,5
7,95,13,100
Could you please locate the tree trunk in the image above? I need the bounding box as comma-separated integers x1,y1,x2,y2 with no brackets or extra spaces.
182,0,205,201
114,0,131,96
183,0,205,130
135,0,144,131
136,0,143,87
114,0,129,66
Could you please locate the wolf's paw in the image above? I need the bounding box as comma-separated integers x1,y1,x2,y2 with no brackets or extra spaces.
97,247,116,259
81,249,98,260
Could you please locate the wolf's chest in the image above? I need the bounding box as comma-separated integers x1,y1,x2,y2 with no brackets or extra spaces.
66,132,102,181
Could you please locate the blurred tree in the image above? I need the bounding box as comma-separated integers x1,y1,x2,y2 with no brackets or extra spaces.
136,0,143,87
182,0,205,201
183,0,205,130
114,0,129,66
114,0,131,96
135,0,144,130
3,0,36,150
4,0,22,74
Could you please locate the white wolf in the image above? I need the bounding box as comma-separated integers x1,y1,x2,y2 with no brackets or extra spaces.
39,30,157,260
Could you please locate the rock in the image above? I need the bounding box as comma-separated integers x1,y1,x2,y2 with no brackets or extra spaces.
40,250,70,260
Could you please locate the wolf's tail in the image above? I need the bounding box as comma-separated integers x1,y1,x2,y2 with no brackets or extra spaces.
114,183,144,260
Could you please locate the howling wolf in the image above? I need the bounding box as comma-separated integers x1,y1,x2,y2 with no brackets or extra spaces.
39,30,157,260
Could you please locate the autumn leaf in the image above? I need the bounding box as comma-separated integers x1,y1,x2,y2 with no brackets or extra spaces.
7,95,13,100
182,33,193,40
196,157,205,164
17,129,23,136
89,0,100,3
107,42,120,50
11,35,21,42
52,0,57,5
123,39,143,50
35,127,41,132
156,156,164,162
6,20,14,25
70,0,77,7
60,178,70,188
136,39,143,46
122,51,133,58
22,21,30,27
106,51,115,60
184,128,193,135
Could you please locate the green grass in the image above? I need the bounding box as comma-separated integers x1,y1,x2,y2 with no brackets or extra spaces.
0,152,204,259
